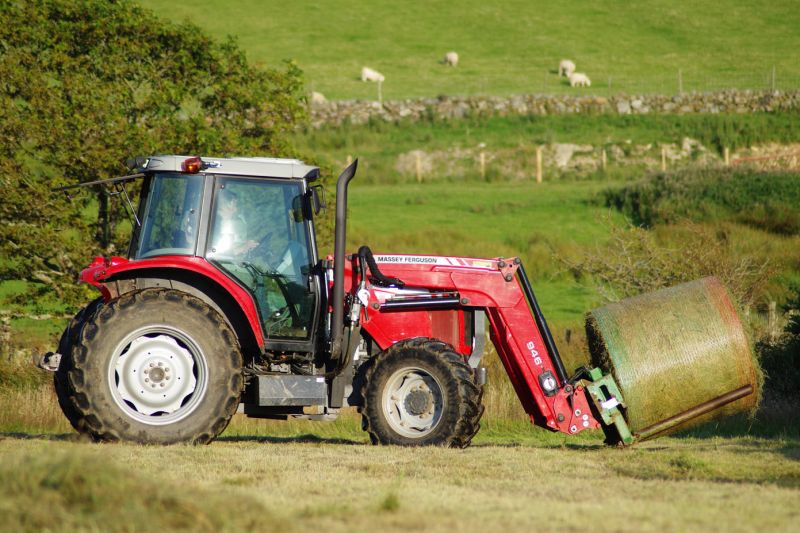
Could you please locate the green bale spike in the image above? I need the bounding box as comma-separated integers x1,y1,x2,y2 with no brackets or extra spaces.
586,277,761,439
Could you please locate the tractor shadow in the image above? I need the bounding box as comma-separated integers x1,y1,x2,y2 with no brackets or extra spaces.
218,433,364,446
0,432,82,442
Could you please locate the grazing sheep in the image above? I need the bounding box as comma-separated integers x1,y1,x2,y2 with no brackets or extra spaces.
443,51,459,67
310,91,327,104
568,72,591,87
361,66,385,82
559,59,576,77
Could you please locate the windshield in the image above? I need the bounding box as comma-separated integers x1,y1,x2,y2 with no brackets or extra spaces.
136,173,204,259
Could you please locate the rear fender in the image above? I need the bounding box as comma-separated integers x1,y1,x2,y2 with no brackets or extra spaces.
81,256,264,355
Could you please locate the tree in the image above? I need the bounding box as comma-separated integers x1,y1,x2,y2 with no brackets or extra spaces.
0,0,306,304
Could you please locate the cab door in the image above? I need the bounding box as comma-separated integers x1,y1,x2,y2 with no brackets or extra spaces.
204,176,321,352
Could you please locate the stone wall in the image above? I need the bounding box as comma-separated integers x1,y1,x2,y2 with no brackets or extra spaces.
308,90,800,128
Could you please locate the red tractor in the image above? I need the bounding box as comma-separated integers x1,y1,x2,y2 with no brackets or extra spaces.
42,155,748,446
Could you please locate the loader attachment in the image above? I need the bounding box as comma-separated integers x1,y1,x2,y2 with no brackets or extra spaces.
582,367,755,445
581,277,760,444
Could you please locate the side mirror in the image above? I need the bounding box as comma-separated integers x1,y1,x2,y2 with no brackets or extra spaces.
309,185,325,215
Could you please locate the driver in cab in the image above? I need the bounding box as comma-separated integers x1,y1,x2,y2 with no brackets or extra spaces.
208,189,258,259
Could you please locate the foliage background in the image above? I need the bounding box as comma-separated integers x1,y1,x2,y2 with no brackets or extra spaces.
0,0,306,305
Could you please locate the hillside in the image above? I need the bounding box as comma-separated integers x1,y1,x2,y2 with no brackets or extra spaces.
138,0,800,99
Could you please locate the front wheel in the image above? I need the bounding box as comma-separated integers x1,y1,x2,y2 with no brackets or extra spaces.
361,338,484,448
66,289,243,444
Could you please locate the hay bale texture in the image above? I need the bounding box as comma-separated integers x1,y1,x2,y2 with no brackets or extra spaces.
586,277,760,436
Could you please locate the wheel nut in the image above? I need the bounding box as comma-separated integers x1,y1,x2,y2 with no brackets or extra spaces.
164,367,170,373
160,383,165,388
144,369,149,375
150,362,155,367
166,376,170,381
144,378,149,383
574,409,582,417
157,362,163,367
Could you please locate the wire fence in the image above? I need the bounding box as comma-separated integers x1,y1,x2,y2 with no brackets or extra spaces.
557,71,800,96
315,68,800,101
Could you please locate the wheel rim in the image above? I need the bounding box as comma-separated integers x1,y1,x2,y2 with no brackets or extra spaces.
382,366,445,439
108,326,208,426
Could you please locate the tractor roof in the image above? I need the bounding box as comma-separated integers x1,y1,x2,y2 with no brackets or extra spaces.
135,155,320,181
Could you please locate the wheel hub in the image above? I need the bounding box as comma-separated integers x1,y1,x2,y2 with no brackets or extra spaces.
404,389,433,416
383,367,444,438
114,334,198,416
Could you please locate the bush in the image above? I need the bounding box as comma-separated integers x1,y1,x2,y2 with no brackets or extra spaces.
603,168,800,235
563,221,774,307
757,288,800,404
0,0,306,305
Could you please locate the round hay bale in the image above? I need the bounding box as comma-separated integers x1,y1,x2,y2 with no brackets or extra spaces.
586,277,760,437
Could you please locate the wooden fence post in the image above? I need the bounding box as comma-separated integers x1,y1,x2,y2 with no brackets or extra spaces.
661,146,667,172
415,152,422,183
768,301,778,342
346,154,353,167
536,146,543,183
0,313,10,360
479,151,486,180
601,149,607,171
724,147,730,166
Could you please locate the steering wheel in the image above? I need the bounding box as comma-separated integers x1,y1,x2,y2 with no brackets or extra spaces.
239,260,301,326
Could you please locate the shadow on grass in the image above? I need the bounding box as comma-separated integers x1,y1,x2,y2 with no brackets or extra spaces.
217,433,364,446
673,406,800,441
0,432,78,442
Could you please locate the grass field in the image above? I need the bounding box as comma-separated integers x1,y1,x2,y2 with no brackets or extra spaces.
2,378,799,531
1,423,798,531
3,3,799,530
137,0,800,99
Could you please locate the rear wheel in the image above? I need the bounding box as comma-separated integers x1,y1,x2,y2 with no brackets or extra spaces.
66,289,243,444
361,338,484,448
54,298,104,435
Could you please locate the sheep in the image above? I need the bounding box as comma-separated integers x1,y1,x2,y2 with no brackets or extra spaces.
568,72,591,87
360,66,385,83
559,59,576,77
443,51,459,67
310,91,327,104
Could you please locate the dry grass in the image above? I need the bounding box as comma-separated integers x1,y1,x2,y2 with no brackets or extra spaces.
2,380,798,531
0,384,70,434
0,432,797,532
0,445,286,532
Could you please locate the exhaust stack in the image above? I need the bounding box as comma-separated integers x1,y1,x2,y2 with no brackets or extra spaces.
330,159,358,360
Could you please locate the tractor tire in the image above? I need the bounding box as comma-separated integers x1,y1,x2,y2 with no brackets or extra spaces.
54,298,104,435
65,289,243,444
361,337,484,448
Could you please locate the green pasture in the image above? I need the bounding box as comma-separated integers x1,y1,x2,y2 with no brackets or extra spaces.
138,0,800,99
347,179,624,326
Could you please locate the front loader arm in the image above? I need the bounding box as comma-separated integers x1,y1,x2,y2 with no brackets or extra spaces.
354,254,623,438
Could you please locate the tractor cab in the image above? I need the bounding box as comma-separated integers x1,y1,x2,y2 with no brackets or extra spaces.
127,155,324,351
